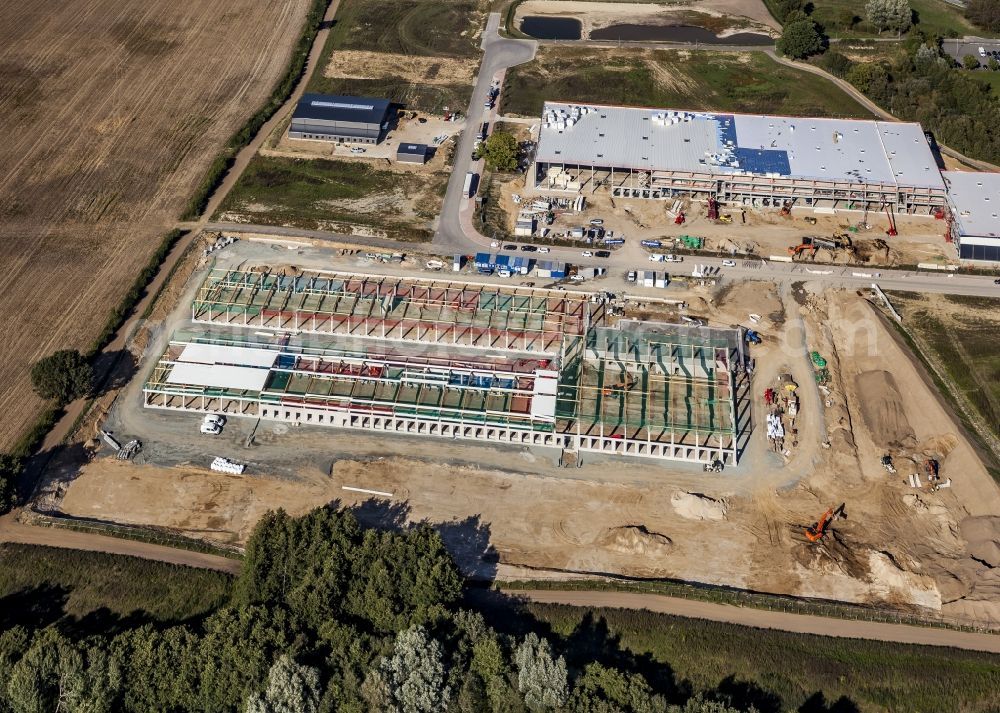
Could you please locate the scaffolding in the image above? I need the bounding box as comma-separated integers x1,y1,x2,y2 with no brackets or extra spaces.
191,268,594,355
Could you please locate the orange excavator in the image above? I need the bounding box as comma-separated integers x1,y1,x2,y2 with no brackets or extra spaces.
804,504,845,543
603,374,636,397
788,238,818,260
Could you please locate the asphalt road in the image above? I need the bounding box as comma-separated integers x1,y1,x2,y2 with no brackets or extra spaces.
942,38,1000,65
434,14,537,253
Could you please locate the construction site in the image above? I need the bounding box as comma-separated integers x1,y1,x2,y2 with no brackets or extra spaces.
28,237,1000,631
142,267,746,464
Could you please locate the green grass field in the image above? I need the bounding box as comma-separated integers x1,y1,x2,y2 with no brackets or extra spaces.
321,0,482,58
307,0,483,112
501,48,874,118
966,69,1000,97
528,603,1000,713
0,544,232,629
216,155,442,241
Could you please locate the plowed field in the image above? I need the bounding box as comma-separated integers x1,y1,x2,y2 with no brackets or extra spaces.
0,0,311,448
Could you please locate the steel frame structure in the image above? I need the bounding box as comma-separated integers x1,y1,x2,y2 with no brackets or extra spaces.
145,272,750,465
535,163,949,215
191,268,592,354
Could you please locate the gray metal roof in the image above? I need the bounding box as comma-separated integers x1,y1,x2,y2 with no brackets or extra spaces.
944,171,1000,238
397,143,428,155
535,102,945,190
293,93,391,125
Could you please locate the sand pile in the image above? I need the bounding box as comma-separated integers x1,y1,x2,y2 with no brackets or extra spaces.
598,525,673,556
855,370,916,449
867,551,942,609
960,517,1000,567
671,491,727,521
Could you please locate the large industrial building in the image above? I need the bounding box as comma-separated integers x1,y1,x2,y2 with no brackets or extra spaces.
143,268,749,465
533,102,948,214
288,93,392,144
943,171,1000,262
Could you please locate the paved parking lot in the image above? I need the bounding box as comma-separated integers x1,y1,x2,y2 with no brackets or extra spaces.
942,39,1000,65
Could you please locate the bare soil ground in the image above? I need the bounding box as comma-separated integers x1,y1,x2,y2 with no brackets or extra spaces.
324,50,476,85
514,0,781,36
44,240,1000,626
0,0,311,449
496,175,959,267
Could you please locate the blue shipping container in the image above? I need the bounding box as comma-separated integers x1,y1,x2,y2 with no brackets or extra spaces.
640,239,662,248
474,251,491,268
602,238,625,246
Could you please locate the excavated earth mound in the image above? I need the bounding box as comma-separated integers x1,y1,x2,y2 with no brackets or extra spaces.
671,491,728,521
598,525,673,556
855,370,916,449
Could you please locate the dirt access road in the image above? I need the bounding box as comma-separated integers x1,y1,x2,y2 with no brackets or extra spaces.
511,589,1000,653
21,0,342,494
2,512,998,653
0,514,240,575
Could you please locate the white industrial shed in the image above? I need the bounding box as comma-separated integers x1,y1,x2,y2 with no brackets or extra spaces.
533,102,949,214
944,171,1000,263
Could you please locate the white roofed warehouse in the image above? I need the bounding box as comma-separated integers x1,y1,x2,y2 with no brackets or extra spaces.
943,171,1000,263
288,93,392,144
532,101,949,215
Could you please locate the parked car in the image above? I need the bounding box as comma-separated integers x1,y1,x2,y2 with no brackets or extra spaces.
595,250,610,258
581,250,594,257
490,240,500,247
520,245,538,252
497,268,512,278
503,244,517,250
200,422,222,435
721,259,736,267
537,247,551,253
589,218,604,226
203,414,226,427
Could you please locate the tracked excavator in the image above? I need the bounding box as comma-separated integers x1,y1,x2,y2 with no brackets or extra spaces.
804,504,845,543
603,374,636,397
788,238,818,260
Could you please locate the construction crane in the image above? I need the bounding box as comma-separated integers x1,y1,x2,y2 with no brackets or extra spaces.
804,504,845,543
883,203,898,237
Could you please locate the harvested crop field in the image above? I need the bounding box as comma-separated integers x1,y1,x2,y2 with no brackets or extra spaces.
0,0,312,449
501,46,873,118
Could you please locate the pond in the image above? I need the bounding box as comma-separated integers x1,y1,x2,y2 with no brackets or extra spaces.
590,23,772,45
520,15,582,40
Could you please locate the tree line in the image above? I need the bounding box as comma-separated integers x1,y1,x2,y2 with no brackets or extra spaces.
0,507,834,713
